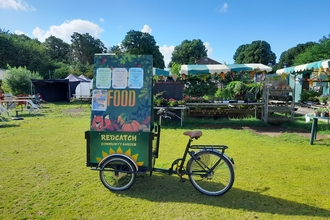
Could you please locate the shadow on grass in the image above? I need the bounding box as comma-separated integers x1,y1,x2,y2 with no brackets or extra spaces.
17,113,45,118
0,123,20,128
113,174,330,218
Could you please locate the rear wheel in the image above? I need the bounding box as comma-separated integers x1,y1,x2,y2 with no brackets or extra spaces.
187,151,234,196
99,156,136,191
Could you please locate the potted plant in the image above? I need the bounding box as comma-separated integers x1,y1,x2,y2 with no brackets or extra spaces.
322,107,329,117
221,88,232,103
214,89,223,103
168,98,178,107
314,108,320,116
317,107,327,117
177,100,186,106
318,95,328,105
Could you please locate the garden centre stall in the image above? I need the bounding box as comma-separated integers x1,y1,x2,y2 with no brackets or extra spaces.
179,63,272,119
276,59,330,102
180,63,272,75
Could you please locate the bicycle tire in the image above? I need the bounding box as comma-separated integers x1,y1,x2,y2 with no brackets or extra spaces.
99,156,136,191
187,150,234,196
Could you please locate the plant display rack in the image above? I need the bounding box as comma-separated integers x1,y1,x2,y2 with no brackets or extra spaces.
262,82,295,123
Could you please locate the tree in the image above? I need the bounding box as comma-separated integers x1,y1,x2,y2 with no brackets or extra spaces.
170,39,207,66
0,34,17,69
2,65,42,95
70,32,107,65
293,35,330,65
108,45,123,54
121,30,165,69
233,40,276,65
277,42,316,68
43,36,70,63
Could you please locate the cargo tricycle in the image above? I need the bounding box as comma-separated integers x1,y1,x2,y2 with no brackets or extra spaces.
85,54,235,196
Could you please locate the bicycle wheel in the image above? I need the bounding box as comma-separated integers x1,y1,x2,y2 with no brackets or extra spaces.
187,151,234,196
99,156,136,191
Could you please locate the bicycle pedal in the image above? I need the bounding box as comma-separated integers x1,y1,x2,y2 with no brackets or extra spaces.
180,178,186,183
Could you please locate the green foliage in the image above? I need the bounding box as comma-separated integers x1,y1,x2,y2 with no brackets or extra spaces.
2,65,42,95
226,81,247,97
299,89,321,102
43,36,70,63
169,62,181,76
0,33,53,74
293,35,330,65
214,87,232,100
52,62,70,79
183,75,217,97
68,60,94,78
170,39,207,66
233,40,276,65
121,30,165,69
108,45,123,54
70,32,107,65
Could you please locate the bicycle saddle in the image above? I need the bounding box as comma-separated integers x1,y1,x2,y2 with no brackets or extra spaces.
183,131,202,139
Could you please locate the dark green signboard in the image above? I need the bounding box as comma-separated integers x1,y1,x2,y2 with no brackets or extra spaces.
86,54,153,168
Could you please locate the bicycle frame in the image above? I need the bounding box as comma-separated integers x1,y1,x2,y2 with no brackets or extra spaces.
152,108,233,178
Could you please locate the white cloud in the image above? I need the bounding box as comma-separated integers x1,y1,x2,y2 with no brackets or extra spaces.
32,19,104,43
141,25,152,34
99,18,104,22
204,42,213,57
159,45,174,68
219,3,228,13
14,29,28,36
0,0,35,11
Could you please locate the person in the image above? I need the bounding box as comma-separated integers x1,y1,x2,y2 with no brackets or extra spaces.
0,85,3,100
37,93,46,102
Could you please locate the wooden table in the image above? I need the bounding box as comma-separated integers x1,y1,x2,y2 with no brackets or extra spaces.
306,114,330,145
186,102,264,118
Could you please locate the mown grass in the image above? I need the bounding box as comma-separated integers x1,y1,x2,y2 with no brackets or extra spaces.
0,102,329,219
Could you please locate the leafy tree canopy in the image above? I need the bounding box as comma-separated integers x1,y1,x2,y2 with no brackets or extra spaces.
108,45,123,54
170,39,207,66
43,36,70,63
233,40,276,65
121,30,165,69
276,42,316,68
70,32,107,65
293,34,330,65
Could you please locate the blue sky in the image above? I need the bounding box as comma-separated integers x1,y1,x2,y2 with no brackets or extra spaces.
1,0,330,68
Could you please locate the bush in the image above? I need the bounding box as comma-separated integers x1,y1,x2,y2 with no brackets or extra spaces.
300,89,321,102
2,65,42,95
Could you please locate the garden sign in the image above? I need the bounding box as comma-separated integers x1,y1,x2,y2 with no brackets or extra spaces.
86,54,153,169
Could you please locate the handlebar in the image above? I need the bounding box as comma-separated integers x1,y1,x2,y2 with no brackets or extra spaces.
156,107,181,120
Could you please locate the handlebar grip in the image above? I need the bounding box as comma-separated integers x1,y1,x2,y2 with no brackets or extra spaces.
166,111,177,117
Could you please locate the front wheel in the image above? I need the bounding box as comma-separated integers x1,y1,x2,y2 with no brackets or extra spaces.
187,151,234,196
99,156,136,191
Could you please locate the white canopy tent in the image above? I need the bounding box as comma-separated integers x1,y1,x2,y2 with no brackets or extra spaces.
180,63,272,75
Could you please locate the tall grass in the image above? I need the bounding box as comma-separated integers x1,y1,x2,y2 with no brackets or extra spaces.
0,103,329,219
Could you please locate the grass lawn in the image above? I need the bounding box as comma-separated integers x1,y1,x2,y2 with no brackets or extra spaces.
0,102,329,219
